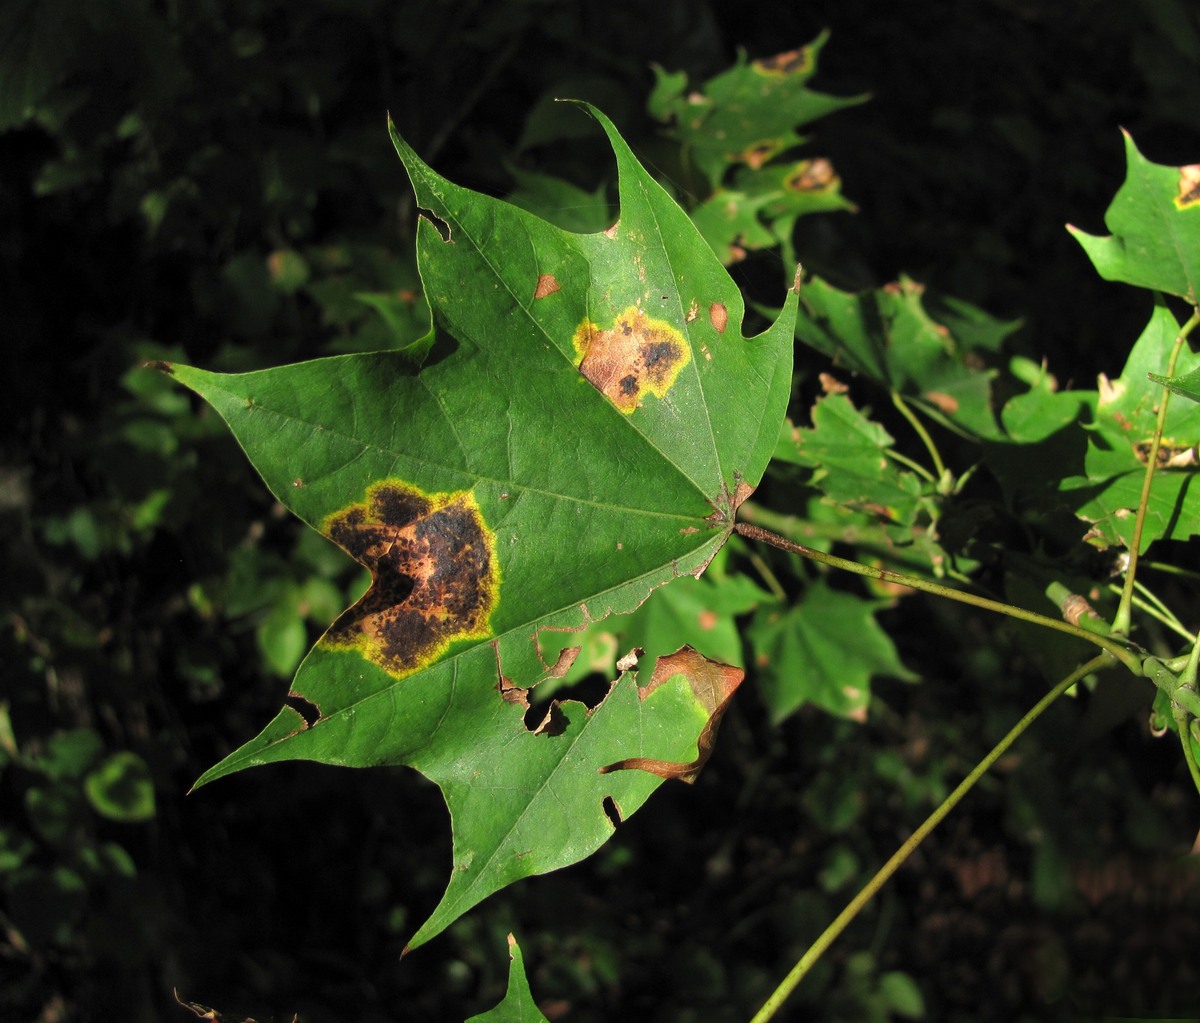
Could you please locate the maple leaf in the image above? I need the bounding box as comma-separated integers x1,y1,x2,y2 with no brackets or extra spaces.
161,104,797,947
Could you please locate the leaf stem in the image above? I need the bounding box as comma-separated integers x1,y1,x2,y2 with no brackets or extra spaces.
737,502,970,583
747,654,1110,1023
883,447,936,482
891,390,946,480
1107,581,1194,643
734,522,1142,674
744,546,788,602
1113,308,1200,635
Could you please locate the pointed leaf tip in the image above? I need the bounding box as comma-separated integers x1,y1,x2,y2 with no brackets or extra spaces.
466,934,548,1023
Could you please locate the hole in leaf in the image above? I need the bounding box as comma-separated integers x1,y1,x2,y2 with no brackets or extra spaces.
525,701,569,736
284,691,321,729
602,796,622,829
417,207,452,242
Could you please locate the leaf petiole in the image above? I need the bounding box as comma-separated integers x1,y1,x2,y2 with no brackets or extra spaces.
1113,308,1200,635
734,522,1142,674
891,390,947,480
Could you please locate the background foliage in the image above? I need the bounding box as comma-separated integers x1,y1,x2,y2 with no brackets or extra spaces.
5,1,1200,1020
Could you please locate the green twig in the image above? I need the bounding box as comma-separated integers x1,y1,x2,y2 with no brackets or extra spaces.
734,522,1142,674
1173,704,1200,798
747,654,1110,1023
1113,308,1200,635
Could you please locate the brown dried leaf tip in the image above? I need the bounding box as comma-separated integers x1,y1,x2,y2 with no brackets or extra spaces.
600,646,743,784
572,306,690,414
319,480,499,678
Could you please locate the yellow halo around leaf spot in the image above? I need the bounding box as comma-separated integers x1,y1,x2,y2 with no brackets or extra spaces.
572,306,691,414
318,480,500,679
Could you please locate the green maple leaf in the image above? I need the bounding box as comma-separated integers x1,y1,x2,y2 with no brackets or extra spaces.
649,32,864,189
776,391,929,528
649,32,862,264
1068,131,1200,305
748,580,916,724
793,275,1008,440
161,104,797,948
1061,301,1200,551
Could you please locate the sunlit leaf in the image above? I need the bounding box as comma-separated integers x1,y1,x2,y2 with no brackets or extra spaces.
1068,131,1200,304
164,104,797,947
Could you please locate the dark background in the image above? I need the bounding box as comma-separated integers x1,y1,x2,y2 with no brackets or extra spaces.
5,1,1200,1020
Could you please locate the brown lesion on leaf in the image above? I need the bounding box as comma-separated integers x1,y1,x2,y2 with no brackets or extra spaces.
753,47,813,76
735,139,780,169
572,306,691,414
533,273,560,299
1176,165,1200,208
709,301,728,334
1133,440,1199,469
924,391,959,414
319,480,499,679
783,158,837,193
819,372,848,394
144,360,174,375
599,646,744,784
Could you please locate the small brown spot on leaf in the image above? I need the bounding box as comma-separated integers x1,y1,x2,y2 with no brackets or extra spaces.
533,273,560,299
292,478,304,488
783,158,837,192
737,140,777,169
319,480,499,678
599,647,743,784
753,47,813,75
709,301,728,334
924,391,959,414
697,610,718,630
144,359,174,375
685,300,700,322
1177,165,1200,208
572,306,690,413
680,526,699,535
